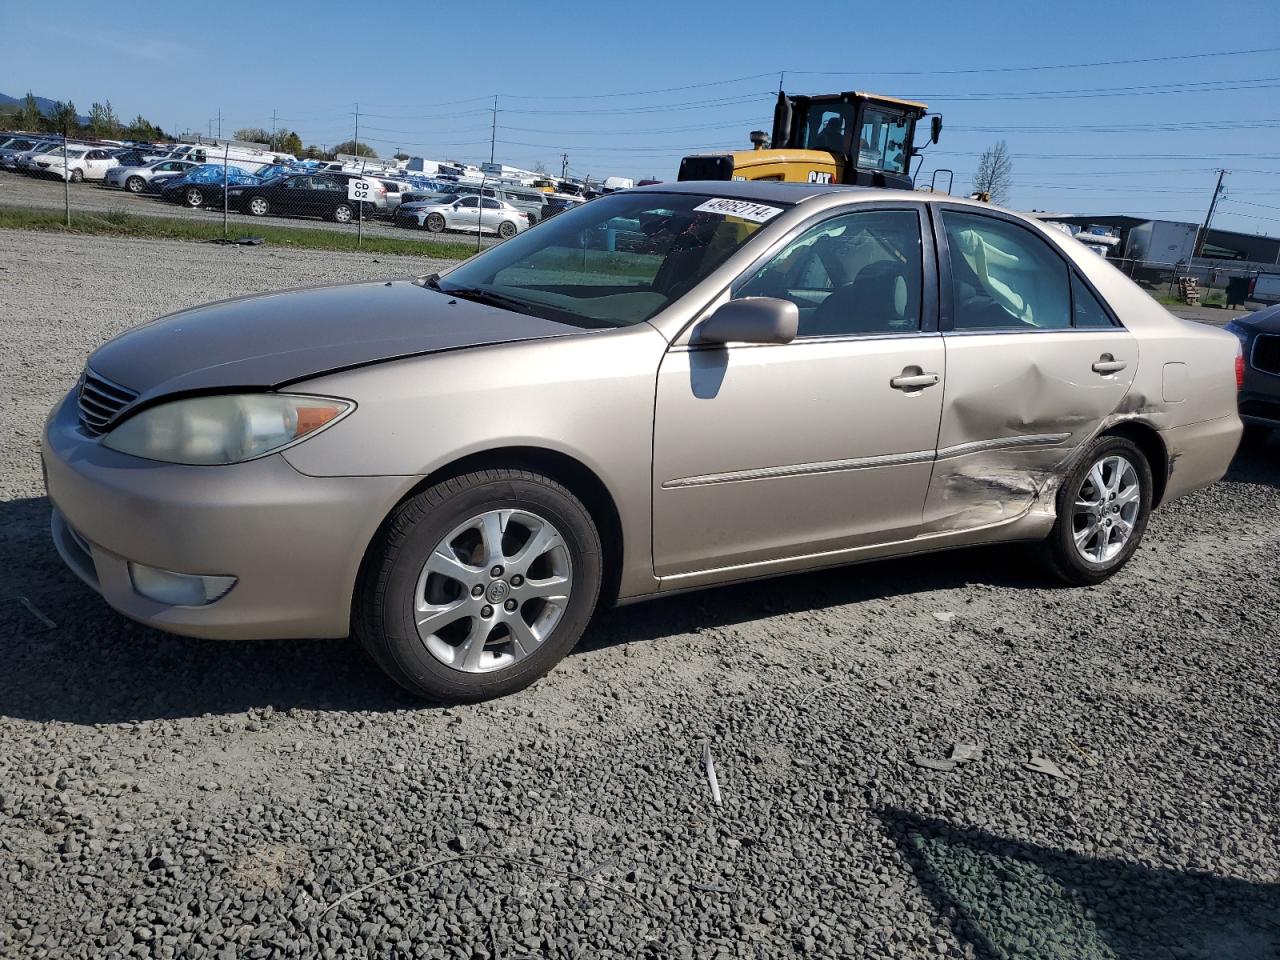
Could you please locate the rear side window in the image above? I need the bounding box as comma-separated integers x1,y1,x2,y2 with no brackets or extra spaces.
1071,273,1116,328
943,211,1070,331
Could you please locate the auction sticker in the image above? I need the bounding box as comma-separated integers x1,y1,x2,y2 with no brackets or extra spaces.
692,198,783,223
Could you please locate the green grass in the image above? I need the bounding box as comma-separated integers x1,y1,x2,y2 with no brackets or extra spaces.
0,206,475,260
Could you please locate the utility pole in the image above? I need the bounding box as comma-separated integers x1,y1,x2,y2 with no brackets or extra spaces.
1192,169,1228,260
271,108,277,150
778,71,785,94
489,95,498,164
561,152,569,179
216,108,221,139
353,103,359,158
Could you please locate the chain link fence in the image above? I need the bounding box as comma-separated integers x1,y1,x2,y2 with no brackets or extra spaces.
0,131,513,256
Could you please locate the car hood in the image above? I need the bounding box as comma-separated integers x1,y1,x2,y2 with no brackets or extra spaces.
86,280,583,405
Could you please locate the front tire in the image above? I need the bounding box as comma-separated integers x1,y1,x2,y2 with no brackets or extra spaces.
248,196,270,217
127,176,146,193
1040,435,1152,585
356,469,603,703
184,186,204,208
70,168,84,183
425,212,446,233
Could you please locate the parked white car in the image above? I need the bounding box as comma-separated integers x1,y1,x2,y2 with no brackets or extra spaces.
31,146,119,182
393,195,530,238
105,158,198,193
12,141,65,172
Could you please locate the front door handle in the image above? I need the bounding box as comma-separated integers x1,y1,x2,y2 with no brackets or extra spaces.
890,370,940,390
1092,354,1127,375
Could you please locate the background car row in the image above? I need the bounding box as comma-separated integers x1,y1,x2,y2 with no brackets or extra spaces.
1,133,587,235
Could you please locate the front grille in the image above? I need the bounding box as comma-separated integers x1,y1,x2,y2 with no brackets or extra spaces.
1251,334,1280,376
78,368,138,435
678,154,735,182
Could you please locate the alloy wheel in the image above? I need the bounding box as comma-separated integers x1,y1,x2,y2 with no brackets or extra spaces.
1071,454,1141,563
413,509,572,674
334,204,353,223
185,187,203,207
249,197,268,216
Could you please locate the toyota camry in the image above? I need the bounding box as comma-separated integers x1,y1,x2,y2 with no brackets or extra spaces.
43,182,1243,702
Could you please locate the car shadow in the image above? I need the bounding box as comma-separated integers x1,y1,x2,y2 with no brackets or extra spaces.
1218,436,1279,490
0,494,1040,725
878,807,1280,959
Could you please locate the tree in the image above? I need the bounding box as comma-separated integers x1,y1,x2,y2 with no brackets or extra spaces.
19,92,43,131
125,115,166,142
45,100,80,137
277,131,303,156
393,151,410,161
88,101,121,139
234,127,272,145
533,161,549,176
330,140,377,159
300,143,325,160
972,140,1013,205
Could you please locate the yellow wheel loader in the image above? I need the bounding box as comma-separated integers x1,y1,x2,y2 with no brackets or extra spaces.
678,90,941,190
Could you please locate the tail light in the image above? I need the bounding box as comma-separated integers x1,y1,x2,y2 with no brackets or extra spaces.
1235,344,1245,391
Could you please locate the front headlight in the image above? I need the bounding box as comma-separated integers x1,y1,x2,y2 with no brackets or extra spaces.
102,393,353,465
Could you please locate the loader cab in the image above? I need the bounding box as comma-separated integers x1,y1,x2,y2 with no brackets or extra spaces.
777,92,929,188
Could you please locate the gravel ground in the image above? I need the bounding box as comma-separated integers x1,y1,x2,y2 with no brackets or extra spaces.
1,230,1278,960
0,169,499,246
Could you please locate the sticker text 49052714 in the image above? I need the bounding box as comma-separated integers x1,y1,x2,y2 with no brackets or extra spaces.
692,198,784,223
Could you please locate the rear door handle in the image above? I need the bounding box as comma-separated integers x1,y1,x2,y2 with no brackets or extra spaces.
890,372,940,390
1092,354,1127,375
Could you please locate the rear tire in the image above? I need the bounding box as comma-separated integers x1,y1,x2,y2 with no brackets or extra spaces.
1039,435,1152,586
70,168,84,183
333,203,354,224
498,220,518,239
355,469,603,703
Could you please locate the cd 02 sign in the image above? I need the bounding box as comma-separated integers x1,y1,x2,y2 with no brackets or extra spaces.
347,179,373,202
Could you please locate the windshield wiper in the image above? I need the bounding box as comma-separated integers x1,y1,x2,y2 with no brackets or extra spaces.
440,285,538,315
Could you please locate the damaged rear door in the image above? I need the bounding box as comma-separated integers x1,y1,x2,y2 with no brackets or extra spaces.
925,206,1137,532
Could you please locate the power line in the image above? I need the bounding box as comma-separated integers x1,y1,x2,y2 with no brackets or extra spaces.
787,45,1280,77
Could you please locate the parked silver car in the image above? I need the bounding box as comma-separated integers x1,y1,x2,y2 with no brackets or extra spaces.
105,158,198,193
43,183,1242,702
394,195,530,238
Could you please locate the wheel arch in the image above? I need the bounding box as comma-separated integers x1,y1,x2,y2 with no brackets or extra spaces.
1101,419,1169,507
362,445,626,608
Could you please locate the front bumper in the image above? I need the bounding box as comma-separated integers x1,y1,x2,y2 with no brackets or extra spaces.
42,391,410,640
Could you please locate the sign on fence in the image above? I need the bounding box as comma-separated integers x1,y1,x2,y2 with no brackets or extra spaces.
347,179,373,202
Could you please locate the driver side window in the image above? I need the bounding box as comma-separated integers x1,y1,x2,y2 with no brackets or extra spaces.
735,209,924,338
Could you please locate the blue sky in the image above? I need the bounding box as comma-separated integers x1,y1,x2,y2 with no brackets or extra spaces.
5,0,1280,235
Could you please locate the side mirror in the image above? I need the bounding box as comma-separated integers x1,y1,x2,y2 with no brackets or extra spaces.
930,115,943,144
696,297,798,346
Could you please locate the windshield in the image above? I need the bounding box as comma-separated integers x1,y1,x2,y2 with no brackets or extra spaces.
435,192,785,329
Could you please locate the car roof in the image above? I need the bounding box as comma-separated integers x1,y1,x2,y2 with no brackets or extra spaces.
630,180,875,204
